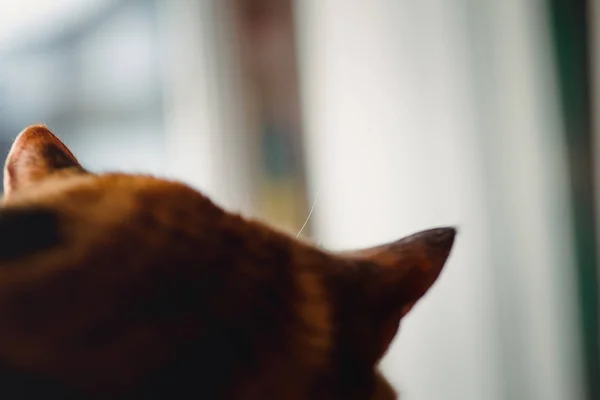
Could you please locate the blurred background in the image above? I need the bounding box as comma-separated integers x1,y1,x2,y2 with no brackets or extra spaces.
0,0,598,399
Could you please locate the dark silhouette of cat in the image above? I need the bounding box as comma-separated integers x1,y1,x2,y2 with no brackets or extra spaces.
0,125,455,399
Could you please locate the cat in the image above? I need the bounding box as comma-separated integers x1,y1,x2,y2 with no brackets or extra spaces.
0,125,455,399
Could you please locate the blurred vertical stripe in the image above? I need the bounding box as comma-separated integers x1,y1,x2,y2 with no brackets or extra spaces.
547,0,600,398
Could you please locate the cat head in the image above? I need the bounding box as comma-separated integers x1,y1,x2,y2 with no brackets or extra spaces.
0,125,455,399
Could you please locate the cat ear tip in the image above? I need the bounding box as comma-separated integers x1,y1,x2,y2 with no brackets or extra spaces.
424,226,456,250
25,123,49,129
16,124,53,138
9,125,61,156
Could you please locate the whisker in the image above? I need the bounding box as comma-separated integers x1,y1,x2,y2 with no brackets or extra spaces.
296,191,319,238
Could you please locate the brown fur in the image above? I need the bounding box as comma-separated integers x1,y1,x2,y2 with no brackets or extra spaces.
0,125,455,399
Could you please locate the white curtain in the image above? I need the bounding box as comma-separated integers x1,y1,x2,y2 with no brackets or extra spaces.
157,0,258,215
294,1,584,399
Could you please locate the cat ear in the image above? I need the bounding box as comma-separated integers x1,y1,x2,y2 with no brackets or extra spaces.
4,125,83,196
341,227,455,358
